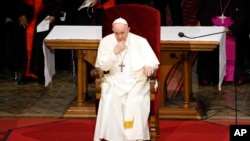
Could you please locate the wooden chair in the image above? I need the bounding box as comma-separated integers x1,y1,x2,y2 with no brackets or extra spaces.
91,4,161,140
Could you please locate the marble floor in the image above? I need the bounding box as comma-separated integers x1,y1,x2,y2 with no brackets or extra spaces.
0,67,250,122
0,69,77,118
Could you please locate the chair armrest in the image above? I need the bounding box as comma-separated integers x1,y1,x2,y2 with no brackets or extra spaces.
92,68,157,100
90,68,103,79
148,71,157,100
91,68,103,99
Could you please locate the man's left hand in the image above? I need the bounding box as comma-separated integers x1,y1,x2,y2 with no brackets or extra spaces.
144,67,154,77
90,0,98,6
45,15,55,23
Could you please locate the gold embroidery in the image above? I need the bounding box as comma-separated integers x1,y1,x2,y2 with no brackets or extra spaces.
124,120,134,129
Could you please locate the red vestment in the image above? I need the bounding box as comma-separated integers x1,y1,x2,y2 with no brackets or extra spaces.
23,0,44,79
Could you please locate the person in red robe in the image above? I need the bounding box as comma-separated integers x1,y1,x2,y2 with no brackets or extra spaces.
17,0,63,85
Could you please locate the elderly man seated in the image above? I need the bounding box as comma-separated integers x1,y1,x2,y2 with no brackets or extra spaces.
93,17,159,141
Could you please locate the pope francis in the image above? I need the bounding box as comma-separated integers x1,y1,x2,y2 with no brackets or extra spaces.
94,17,160,141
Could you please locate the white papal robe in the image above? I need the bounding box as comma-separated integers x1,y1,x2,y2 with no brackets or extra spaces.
94,33,160,141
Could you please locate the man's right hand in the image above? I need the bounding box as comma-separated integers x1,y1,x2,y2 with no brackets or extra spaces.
18,15,28,28
113,41,126,54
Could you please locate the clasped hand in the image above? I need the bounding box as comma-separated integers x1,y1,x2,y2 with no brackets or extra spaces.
113,41,155,77
114,41,126,54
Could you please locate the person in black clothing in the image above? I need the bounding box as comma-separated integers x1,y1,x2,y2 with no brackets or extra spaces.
153,0,183,26
61,0,109,65
0,0,33,83
0,0,14,75
62,0,108,25
197,0,250,85
13,0,34,84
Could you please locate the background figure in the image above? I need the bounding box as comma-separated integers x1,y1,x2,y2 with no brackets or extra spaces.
0,0,14,76
62,0,109,25
29,0,63,85
13,0,34,84
197,0,250,85
153,0,183,26
0,0,32,84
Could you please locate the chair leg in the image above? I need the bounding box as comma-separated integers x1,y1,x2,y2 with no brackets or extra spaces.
71,50,76,83
149,115,160,141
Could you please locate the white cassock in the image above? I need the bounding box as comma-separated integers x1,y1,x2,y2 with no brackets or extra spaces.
94,33,160,141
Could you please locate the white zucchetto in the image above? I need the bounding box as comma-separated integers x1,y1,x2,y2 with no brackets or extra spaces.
112,17,128,25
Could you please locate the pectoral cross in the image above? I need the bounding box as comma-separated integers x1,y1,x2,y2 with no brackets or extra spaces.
219,14,226,24
119,62,125,72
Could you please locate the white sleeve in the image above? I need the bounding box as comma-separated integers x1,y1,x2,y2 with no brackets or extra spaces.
95,37,118,71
